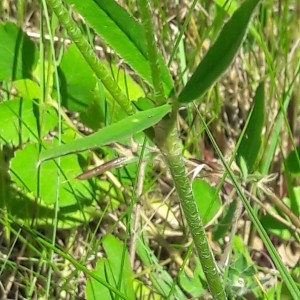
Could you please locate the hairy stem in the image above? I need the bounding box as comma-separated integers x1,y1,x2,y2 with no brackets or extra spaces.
154,110,226,299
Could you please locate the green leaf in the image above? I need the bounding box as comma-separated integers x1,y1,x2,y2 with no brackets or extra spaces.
260,214,294,240
214,0,238,15
10,143,93,206
178,0,260,103
0,98,57,146
57,44,97,112
14,79,41,99
192,179,221,224
65,0,173,96
213,200,237,240
237,82,265,172
292,186,300,216
3,189,93,228
40,104,171,162
102,235,135,298
0,22,37,81
79,97,105,131
134,97,155,111
86,235,134,300
179,259,205,297
86,260,112,300
285,146,300,174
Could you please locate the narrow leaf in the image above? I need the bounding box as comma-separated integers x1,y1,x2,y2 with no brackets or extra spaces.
237,82,265,172
39,104,171,162
178,0,260,103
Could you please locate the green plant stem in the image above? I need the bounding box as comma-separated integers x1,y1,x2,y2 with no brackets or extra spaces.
154,106,226,300
139,0,165,105
45,0,135,115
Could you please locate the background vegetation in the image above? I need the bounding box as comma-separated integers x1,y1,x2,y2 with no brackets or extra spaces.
0,0,299,299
